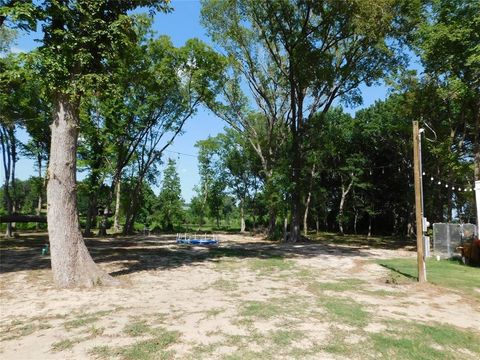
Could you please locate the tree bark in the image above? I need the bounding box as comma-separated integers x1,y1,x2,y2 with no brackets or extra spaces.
10,127,17,230
1,125,13,238
338,176,354,236
123,179,143,235
303,164,315,237
113,179,122,232
289,132,302,243
36,153,43,230
367,215,372,237
353,210,358,235
267,208,276,237
283,216,288,242
84,195,96,236
240,198,246,232
47,94,117,288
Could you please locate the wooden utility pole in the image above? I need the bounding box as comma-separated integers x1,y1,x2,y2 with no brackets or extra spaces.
413,121,427,282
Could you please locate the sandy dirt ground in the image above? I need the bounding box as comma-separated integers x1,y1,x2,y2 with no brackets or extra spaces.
0,233,479,359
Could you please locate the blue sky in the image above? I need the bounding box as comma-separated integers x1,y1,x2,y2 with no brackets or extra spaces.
6,0,401,201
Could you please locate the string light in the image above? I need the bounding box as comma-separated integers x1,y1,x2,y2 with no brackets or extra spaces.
419,170,474,192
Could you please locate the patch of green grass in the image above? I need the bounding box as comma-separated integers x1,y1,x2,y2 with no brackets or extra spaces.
369,320,480,359
223,350,272,360
211,278,238,292
204,307,226,318
0,320,52,341
51,339,77,352
270,329,304,346
322,298,369,327
121,328,179,360
64,310,112,329
248,256,294,273
88,325,105,337
364,289,405,297
124,320,151,337
308,278,366,293
240,301,281,319
89,345,112,359
239,295,313,325
416,322,480,354
377,258,480,299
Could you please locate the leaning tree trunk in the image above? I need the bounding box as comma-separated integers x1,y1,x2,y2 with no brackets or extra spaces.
47,94,117,288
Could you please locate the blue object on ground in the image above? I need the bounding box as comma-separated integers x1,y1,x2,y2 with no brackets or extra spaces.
176,238,218,245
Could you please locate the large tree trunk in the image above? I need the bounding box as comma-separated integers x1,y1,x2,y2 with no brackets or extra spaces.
47,95,117,288
113,179,122,232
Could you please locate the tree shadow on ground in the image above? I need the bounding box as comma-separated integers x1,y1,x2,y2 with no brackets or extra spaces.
0,232,411,276
378,263,418,281
308,232,413,250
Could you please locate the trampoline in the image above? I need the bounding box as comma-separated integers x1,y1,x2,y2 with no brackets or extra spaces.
176,233,219,246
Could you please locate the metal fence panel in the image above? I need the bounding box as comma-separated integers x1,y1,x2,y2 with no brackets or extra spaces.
432,223,477,257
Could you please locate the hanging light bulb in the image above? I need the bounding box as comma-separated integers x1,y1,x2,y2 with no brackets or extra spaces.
438,181,441,185
445,184,449,188
430,177,434,181
452,186,455,190
422,171,425,175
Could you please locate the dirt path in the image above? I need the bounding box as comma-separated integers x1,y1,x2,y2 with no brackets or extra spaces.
1,234,479,359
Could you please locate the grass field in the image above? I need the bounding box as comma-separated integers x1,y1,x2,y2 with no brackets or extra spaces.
378,258,480,300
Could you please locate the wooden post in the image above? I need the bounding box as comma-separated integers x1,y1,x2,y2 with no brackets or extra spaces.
413,121,427,282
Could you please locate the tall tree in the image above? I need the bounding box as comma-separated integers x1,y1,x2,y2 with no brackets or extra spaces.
154,159,184,231
4,0,171,287
202,0,421,241
416,0,480,181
